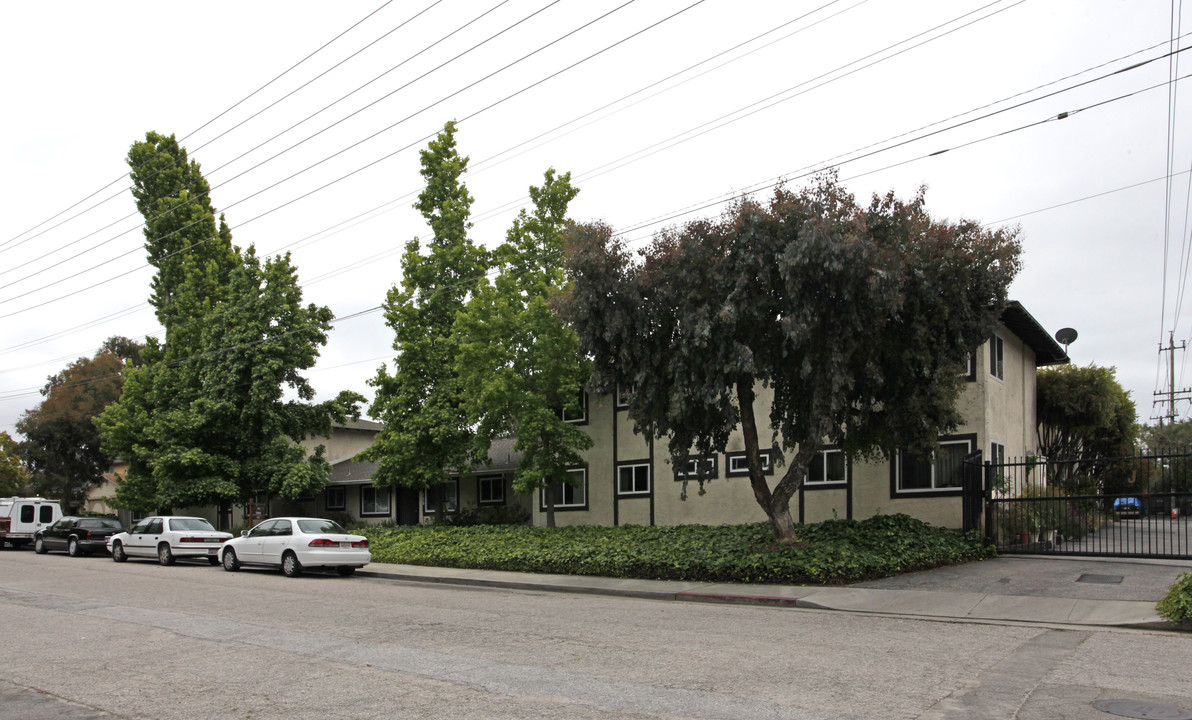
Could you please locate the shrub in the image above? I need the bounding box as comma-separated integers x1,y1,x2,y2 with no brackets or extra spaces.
1157,572,1192,628
359,514,993,585
436,504,531,527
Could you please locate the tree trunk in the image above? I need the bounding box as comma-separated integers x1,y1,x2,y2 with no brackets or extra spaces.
544,483,556,528
735,379,799,544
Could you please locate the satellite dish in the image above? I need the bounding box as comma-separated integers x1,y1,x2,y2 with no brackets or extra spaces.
1055,327,1077,354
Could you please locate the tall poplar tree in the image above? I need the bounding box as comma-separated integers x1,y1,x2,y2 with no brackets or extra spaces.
97,132,359,514
456,169,590,527
361,121,489,518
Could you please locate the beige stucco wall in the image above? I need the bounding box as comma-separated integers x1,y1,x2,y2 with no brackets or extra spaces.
532,322,1040,531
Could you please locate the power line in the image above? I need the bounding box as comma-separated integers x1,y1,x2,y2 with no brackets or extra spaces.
0,0,398,255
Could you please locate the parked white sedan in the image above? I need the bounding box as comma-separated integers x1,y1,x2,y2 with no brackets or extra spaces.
219,517,370,577
108,516,233,565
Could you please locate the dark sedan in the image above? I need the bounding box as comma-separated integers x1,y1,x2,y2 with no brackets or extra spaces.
35,516,125,557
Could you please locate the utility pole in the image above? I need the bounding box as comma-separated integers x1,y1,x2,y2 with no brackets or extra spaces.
1153,331,1192,425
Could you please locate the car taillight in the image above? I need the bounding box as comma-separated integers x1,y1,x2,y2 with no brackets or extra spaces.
308,538,338,547
352,539,369,548
80,530,91,539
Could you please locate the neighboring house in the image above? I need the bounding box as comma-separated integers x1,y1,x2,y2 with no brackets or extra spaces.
88,301,1067,531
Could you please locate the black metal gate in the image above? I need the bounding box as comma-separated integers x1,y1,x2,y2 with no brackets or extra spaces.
962,450,1192,560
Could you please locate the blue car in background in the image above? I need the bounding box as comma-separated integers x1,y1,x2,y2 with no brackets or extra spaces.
1114,497,1142,517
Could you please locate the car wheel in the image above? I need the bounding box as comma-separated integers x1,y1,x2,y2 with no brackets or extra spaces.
222,549,240,572
336,566,356,577
68,538,81,557
281,551,302,578
157,543,175,566
34,537,47,554
111,541,126,562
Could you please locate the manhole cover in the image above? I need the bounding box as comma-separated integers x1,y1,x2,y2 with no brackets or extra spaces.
1093,699,1192,719
1078,574,1124,584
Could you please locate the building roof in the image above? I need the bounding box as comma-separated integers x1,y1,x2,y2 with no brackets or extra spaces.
1002,300,1069,366
326,436,524,485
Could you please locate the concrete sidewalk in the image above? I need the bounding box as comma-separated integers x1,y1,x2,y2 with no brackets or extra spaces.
357,555,1189,630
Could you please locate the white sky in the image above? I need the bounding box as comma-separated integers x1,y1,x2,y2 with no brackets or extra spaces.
1,0,1189,440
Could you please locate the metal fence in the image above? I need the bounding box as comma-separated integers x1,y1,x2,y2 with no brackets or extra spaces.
964,450,1192,560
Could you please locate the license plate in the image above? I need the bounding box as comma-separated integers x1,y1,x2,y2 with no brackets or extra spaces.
207,549,216,555
340,542,349,549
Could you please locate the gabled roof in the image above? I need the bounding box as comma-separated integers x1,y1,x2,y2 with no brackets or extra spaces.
1001,300,1069,366
326,436,524,485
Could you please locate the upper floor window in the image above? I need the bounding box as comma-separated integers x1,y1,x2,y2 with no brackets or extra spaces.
989,334,1005,381
560,390,588,424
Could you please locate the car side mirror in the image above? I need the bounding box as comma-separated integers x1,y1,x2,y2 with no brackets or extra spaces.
241,530,248,537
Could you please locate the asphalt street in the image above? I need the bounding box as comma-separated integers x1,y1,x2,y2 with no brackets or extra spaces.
1,548,1190,720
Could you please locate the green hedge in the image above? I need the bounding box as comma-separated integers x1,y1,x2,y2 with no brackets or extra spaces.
360,513,994,585
1158,572,1192,629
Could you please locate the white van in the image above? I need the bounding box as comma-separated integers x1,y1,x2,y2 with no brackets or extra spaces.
0,497,63,549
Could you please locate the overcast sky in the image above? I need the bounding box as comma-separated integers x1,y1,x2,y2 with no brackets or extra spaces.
1,0,1189,440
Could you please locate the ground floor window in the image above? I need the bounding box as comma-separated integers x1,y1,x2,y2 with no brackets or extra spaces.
422,478,460,515
806,448,847,487
540,468,587,510
360,485,391,516
325,486,346,511
891,435,976,495
617,462,651,496
726,450,773,477
477,474,505,505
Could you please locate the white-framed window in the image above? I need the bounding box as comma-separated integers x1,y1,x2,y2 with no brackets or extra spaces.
422,478,459,515
674,454,717,480
892,435,975,494
477,474,505,505
360,485,391,517
725,450,773,477
806,448,847,486
989,334,1005,381
325,485,346,511
561,390,588,424
617,462,651,496
961,351,976,381
616,384,631,409
540,468,587,510
990,441,1006,466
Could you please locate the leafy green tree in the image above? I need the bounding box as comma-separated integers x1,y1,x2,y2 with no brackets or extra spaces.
16,337,142,510
97,132,359,514
563,177,1021,543
456,169,590,527
0,431,26,496
361,121,489,520
1036,364,1137,494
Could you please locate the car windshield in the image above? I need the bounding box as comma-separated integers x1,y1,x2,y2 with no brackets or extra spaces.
297,519,347,534
168,518,217,532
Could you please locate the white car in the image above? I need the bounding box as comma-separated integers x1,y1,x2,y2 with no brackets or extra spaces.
108,516,232,565
219,517,370,577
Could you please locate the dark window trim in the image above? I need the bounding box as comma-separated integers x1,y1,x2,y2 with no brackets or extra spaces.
325,485,346,511
674,454,718,481
360,485,392,517
616,459,652,497
725,449,774,477
539,467,588,512
476,474,506,506
888,433,977,499
803,446,849,491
